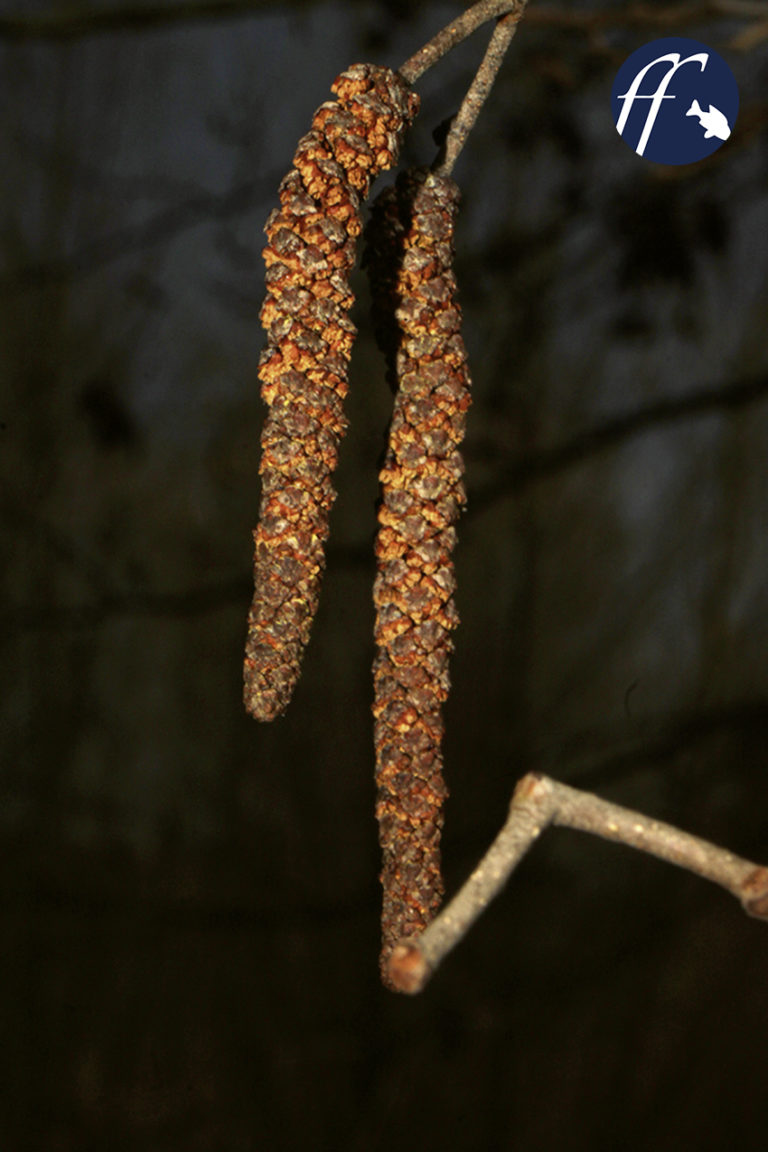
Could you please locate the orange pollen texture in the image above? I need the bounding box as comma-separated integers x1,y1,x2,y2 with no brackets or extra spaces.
364,167,472,984
244,65,419,723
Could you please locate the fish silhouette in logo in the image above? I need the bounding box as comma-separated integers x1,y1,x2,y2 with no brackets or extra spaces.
686,99,731,141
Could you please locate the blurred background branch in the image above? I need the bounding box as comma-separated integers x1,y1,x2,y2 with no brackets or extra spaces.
1,0,766,42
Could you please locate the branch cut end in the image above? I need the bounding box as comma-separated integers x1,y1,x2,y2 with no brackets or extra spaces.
741,866,768,920
386,939,431,994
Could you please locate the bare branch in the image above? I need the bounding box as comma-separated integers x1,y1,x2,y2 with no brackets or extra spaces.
0,175,278,297
388,772,768,993
523,1,768,53
433,11,523,178
399,0,528,85
729,15,768,49
0,0,275,41
4,371,767,635
1,0,762,43
533,0,768,30
469,373,768,511
0,578,250,631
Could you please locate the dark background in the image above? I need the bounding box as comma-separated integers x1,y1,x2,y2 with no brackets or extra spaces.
2,1,768,1148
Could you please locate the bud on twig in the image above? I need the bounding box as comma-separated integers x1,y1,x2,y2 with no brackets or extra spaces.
365,168,471,983
244,66,419,721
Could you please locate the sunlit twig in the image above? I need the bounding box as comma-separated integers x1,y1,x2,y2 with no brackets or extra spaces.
399,0,527,85
388,772,768,993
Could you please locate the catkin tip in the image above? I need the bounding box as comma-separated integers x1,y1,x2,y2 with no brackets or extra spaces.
366,168,470,969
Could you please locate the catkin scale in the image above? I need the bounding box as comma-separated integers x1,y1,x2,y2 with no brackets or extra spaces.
244,65,419,722
365,168,471,983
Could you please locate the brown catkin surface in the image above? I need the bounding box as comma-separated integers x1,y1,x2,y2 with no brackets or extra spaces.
364,168,471,983
244,65,419,722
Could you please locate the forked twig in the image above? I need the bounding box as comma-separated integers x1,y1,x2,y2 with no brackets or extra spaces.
434,10,525,177
399,0,528,84
388,772,768,993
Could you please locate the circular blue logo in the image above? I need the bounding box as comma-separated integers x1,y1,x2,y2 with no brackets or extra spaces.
611,38,738,164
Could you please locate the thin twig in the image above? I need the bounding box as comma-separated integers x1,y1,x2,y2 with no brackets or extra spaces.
399,0,527,85
433,11,525,177
388,772,768,993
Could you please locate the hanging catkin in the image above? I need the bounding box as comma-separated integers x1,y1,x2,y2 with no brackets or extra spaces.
244,65,419,722
364,167,471,982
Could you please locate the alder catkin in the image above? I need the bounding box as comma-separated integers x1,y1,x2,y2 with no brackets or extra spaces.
244,65,419,722
364,168,471,982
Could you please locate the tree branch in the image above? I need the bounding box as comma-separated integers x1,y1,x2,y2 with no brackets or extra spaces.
526,0,768,33
399,0,528,85
433,11,523,178
0,174,278,297
0,0,762,43
4,372,767,635
388,771,768,993
0,0,278,41
469,373,768,511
